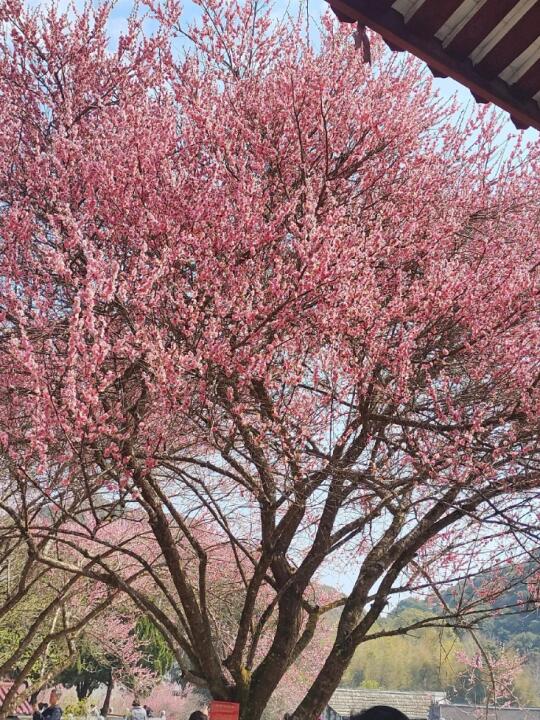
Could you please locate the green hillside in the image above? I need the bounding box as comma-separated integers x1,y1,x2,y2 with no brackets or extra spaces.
342,567,540,706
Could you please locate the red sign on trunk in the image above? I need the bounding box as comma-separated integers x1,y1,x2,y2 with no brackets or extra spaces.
209,701,240,720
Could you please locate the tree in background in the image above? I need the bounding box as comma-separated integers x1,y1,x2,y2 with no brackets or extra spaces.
59,645,111,703
0,497,153,718
0,1,539,720
58,613,165,706
0,550,117,718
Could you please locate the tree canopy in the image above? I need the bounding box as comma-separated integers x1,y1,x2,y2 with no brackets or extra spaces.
0,1,539,720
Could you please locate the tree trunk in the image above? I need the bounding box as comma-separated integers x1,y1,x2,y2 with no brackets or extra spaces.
239,590,303,720
101,670,114,718
76,678,95,701
292,642,356,720
0,649,77,720
1,685,37,720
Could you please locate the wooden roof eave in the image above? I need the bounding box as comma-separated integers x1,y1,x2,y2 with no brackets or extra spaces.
329,0,540,131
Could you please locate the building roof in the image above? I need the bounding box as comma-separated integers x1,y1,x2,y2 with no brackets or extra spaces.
328,0,540,131
328,688,447,719
436,704,540,720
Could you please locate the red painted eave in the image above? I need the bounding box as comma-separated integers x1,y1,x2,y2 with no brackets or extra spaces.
0,683,34,716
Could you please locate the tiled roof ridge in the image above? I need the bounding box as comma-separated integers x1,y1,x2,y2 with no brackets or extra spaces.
333,689,446,696
439,704,540,711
